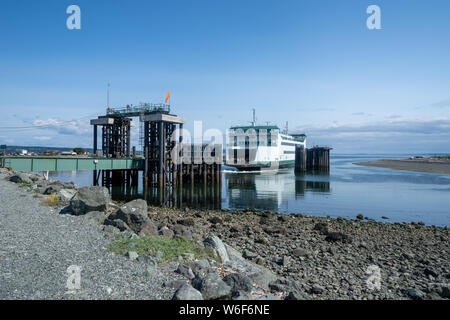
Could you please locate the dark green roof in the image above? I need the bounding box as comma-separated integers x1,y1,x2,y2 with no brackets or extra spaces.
230,125,280,130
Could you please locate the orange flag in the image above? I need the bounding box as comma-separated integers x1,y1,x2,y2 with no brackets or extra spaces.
165,92,171,103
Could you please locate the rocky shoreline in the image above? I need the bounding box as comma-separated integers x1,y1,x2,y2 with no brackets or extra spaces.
1,167,449,300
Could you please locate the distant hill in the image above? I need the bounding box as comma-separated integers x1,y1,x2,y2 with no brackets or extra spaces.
1,145,94,155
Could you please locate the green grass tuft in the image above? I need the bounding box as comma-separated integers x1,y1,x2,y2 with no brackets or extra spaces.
108,235,218,263
19,183,32,188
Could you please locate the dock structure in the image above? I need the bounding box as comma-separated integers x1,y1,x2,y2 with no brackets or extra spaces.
90,103,222,189
295,146,332,172
180,144,222,185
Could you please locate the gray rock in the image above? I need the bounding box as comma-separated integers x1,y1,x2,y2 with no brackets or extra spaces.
311,284,325,294
102,225,120,234
223,273,253,293
193,272,232,300
164,279,188,291
155,251,163,261
224,244,276,290
325,232,352,243
407,288,426,299
84,211,106,225
285,291,307,300
256,294,280,300
159,226,174,238
292,248,309,258
106,199,152,235
184,253,195,261
170,224,193,240
424,268,438,278
137,254,158,268
138,219,158,237
269,278,301,293
104,218,130,232
176,264,195,280
440,285,450,298
243,250,258,260
44,181,77,195
58,189,77,203
188,259,212,278
9,172,32,184
125,251,138,261
172,284,203,300
402,252,415,260
69,186,110,215
231,290,252,300
203,235,230,263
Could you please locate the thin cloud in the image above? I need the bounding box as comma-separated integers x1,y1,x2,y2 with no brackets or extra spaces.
33,118,91,135
430,99,450,108
295,118,450,138
33,136,52,141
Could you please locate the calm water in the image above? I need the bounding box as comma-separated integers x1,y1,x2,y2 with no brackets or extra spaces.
48,154,450,227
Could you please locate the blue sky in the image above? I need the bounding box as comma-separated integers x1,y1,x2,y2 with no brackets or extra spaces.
0,0,449,153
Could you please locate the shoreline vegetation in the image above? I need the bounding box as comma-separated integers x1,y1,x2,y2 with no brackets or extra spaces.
0,167,449,300
354,156,450,174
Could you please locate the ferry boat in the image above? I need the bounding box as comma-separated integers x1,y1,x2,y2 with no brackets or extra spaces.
226,113,307,171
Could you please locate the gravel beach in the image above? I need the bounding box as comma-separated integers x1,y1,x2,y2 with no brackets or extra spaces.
0,170,176,300
1,168,449,300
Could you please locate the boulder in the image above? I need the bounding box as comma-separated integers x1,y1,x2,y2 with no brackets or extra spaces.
407,288,426,300
269,278,301,293
188,259,212,278
223,244,276,290
170,224,193,240
138,219,158,236
69,186,110,215
28,173,43,182
193,272,232,300
104,218,130,232
203,236,230,263
102,225,120,234
58,189,77,203
106,199,156,235
137,255,158,268
243,250,258,260
159,226,174,238
176,264,195,280
84,211,106,225
9,172,32,184
222,273,253,293
172,284,203,300
44,181,77,195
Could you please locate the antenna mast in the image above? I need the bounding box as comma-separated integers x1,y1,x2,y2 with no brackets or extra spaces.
107,82,110,108
252,108,256,126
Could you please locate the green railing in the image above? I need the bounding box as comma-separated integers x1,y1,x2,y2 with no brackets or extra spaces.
0,157,144,172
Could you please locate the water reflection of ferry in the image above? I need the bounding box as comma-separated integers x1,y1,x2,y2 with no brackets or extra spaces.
225,170,330,212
